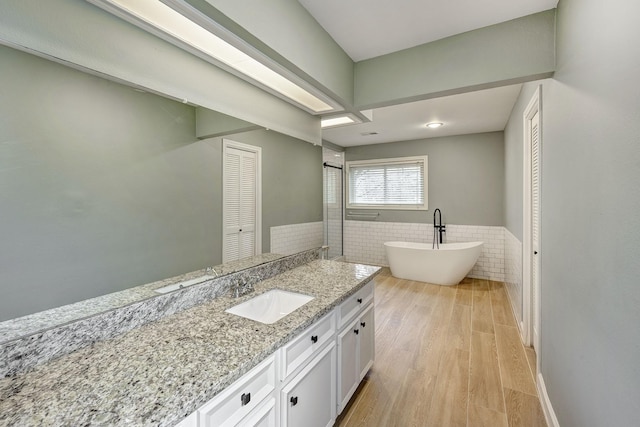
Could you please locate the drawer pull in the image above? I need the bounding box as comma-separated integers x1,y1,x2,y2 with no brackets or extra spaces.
311,335,318,343
290,396,298,406
354,329,359,335
361,322,366,328
357,298,363,304
240,392,251,406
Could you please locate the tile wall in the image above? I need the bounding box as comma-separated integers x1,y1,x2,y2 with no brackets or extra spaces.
270,221,324,255
344,220,506,282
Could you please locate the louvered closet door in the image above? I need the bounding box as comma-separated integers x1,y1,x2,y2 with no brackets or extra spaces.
531,110,541,347
223,146,257,262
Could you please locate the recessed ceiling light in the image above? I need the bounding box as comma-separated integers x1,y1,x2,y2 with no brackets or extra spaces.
426,122,443,129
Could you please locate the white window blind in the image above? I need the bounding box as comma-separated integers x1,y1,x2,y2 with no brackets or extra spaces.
346,156,428,210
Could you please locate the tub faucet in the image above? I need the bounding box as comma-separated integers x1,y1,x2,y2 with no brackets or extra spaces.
433,208,446,249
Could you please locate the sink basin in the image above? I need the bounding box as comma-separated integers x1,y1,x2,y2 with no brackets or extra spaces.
225,290,314,324
154,275,216,294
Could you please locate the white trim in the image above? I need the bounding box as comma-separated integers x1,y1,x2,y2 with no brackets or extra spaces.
522,85,542,352
537,373,560,427
222,139,262,260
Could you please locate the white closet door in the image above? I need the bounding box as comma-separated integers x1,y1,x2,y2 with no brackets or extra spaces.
223,144,259,262
531,110,541,349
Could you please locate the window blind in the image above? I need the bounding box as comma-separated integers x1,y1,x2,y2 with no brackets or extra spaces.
347,157,427,209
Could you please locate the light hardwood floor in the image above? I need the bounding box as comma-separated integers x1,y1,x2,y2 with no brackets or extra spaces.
336,269,547,427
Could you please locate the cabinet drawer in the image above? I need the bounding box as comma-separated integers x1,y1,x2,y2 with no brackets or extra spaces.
238,396,276,427
198,354,276,427
337,281,374,329
280,311,336,381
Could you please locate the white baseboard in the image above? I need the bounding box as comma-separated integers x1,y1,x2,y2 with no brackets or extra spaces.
537,373,560,427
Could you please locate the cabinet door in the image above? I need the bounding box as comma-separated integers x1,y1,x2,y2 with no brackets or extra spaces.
358,304,375,380
337,318,359,413
281,342,336,427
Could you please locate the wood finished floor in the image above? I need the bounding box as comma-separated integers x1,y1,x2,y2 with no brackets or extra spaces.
336,269,547,427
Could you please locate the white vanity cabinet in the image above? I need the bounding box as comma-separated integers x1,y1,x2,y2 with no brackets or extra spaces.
337,283,375,414
174,281,375,427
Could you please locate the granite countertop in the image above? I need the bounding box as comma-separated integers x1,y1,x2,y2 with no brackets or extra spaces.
0,253,285,344
0,260,380,426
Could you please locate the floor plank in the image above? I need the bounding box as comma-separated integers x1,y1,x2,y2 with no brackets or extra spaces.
489,283,517,328
524,346,537,379
495,325,538,396
469,331,505,413
468,405,509,427
472,291,494,334
447,303,472,351
504,388,548,427
425,348,470,427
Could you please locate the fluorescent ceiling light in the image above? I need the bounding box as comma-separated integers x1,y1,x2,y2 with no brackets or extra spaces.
321,116,355,128
88,0,336,113
426,122,444,128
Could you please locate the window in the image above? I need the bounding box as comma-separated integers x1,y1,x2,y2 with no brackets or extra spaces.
346,156,428,210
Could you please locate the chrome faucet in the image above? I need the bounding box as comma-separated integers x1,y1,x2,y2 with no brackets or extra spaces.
433,208,446,249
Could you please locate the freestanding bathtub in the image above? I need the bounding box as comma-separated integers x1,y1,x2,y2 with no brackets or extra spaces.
384,241,484,285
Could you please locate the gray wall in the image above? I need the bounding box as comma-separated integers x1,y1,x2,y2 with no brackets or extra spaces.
0,0,321,144
535,0,640,425
345,132,504,226
0,45,322,321
202,131,323,255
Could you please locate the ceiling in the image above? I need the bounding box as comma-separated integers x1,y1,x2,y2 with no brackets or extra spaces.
298,0,558,62
298,0,557,147
322,84,523,147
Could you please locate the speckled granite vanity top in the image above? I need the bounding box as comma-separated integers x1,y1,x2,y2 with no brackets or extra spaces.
0,260,380,426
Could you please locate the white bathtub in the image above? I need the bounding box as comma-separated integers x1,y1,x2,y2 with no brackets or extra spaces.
384,241,484,285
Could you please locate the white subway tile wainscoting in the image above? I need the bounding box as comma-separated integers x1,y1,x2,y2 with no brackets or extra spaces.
344,221,506,282
505,228,524,324
270,221,324,255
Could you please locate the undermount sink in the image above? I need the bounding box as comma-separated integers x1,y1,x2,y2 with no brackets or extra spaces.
225,289,314,324
154,275,217,294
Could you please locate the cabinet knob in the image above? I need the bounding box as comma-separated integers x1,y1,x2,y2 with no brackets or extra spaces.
354,329,359,335
311,335,318,343
240,392,251,406
361,322,366,328
357,298,363,304
290,396,298,406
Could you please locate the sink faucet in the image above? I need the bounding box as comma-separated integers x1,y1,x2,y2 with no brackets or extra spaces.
433,208,446,249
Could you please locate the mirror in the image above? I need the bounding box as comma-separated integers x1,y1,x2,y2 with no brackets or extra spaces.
0,42,323,339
